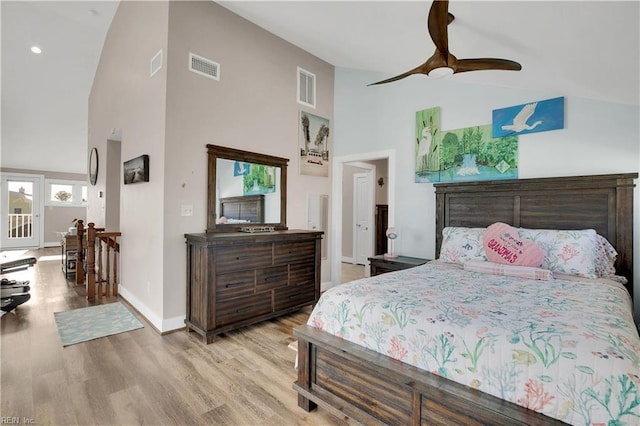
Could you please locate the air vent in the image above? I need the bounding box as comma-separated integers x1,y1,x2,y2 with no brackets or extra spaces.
298,67,316,108
150,49,162,77
189,52,220,81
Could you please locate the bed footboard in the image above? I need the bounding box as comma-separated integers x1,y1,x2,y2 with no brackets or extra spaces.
293,325,564,425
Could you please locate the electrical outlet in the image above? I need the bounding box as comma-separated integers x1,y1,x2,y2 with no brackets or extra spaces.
181,205,193,217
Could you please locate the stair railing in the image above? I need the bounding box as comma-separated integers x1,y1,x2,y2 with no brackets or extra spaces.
74,220,122,302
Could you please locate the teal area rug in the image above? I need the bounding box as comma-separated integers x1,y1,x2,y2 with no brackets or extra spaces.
54,302,143,346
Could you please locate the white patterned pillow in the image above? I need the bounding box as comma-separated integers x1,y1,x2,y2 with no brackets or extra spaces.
439,227,488,265
593,234,625,282
517,228,598,278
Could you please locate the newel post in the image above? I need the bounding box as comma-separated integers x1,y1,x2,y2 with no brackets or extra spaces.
75,220,85,285
87,222,97,302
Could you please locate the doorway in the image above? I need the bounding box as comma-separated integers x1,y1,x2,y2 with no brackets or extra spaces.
353,170,374,265
1,173,44,249
331,149,395,288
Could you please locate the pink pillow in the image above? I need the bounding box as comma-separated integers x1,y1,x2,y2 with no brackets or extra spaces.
483,222,544,267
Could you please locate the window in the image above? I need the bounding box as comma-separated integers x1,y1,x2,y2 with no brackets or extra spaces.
45,180,87,206
297,67,316,108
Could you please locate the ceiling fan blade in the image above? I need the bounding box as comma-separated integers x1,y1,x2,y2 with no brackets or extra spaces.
455,58,522,73
368,65,426,86
428,0,450,54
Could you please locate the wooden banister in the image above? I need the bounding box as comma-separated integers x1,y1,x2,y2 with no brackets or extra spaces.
83,222,121,302
75,220,85,285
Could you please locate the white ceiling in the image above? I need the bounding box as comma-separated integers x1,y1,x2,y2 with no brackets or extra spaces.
2,1,638,173
1,0,119,173
219,0,639,105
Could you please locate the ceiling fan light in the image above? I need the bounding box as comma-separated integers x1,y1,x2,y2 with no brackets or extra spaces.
428,67,454,78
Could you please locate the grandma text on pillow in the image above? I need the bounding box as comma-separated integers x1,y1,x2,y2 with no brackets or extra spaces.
483,222,544,267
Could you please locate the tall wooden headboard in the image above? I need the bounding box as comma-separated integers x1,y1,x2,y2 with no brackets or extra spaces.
434,173,637,298
219,195,264,223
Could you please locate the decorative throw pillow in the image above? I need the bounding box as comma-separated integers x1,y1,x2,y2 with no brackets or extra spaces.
483,222,544,267
439,227,488,265
517,227,598,278
594,234,617,278
464,260,553,281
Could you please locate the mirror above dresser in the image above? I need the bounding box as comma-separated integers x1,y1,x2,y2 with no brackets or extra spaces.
206,144,289,232
186,144,322,344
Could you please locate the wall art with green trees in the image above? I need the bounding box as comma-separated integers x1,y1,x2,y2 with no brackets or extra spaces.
416,107,518,183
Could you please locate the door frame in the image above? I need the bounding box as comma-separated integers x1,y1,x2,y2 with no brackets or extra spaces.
352,166,375,267
1,172,45,249
331,149,395,289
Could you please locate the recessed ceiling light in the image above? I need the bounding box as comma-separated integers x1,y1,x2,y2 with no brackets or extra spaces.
30,46,42,54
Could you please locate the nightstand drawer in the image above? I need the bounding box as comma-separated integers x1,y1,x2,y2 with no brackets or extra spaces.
369,255,429,276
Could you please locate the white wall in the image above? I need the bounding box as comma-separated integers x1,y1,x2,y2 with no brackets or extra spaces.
334,67,640,318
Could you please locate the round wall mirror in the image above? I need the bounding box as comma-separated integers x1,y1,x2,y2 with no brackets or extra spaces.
89,147,99,185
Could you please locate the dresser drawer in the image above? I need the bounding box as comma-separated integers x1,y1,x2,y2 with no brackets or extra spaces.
214,243,272,273
274,284,316,312
216,293,272,327
216,270,255,301
273,241,316,265
256,265,289,291
289,262,315,287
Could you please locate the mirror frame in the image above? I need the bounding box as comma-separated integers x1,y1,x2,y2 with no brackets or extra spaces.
207,144,289,233
89,147,99,186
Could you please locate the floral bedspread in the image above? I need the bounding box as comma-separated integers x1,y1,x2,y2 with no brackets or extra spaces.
308,261,640,425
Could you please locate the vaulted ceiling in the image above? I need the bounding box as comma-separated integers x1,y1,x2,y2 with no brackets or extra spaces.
2,1,638,173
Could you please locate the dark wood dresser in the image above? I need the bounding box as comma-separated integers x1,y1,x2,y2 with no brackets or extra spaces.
185,230,322,343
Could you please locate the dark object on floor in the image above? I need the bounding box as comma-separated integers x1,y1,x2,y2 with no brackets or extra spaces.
1,257,37,274
1,278,29,286
1,293,31,312
1,257,36,313
1,284,31,298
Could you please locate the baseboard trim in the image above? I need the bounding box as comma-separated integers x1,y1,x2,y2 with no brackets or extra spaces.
117,286,185,334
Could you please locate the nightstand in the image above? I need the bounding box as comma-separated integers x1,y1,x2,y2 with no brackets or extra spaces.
368,254,429,276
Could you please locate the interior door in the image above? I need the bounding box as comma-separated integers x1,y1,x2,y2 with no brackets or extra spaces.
354,172,373,265
1,174,42,249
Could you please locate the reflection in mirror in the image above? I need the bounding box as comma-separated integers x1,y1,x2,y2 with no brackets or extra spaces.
207,144,289,232
216,159,281,224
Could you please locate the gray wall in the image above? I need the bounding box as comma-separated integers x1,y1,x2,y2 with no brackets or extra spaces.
89,1,334,330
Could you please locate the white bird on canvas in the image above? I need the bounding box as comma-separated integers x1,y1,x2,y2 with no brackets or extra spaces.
501,102,543,133
418,125,433,157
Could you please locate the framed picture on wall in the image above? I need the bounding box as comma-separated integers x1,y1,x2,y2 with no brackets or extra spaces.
124,154,149,184
299,111,330,177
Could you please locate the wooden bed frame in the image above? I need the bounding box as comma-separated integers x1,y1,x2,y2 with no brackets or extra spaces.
294,173,637,425
219,194,264,223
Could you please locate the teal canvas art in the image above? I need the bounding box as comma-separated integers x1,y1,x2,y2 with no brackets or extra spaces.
493,97,565,138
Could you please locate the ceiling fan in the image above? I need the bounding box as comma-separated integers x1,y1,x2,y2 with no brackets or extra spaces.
369,0,522,86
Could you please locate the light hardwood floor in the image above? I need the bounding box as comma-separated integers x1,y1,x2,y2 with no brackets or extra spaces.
1,248,349,425
340,263,365,284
